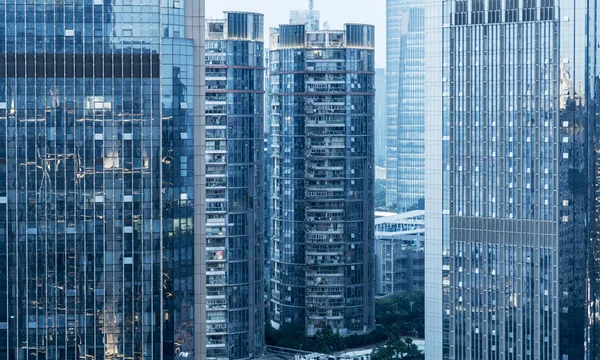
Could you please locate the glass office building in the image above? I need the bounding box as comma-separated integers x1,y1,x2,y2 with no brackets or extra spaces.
386,0,425,212
0,1,206,359
269,24,376,337
205,12,265,359
374,68,387,166
425,0,600,359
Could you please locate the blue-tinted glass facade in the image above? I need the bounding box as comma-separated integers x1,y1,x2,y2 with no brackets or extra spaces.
386,0,425,212
0,1,204,359
269,24,376,337
375,68,387,165
425,0,600,359
205,12,265,360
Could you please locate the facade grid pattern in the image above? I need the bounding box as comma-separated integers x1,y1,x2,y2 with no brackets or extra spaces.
0,0,205,359
426,0,600,359
205,12,265,360
269,24,376,337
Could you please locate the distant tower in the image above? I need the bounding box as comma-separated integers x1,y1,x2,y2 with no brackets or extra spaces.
386,0,426,213
308,0,316,29
290,0,320,31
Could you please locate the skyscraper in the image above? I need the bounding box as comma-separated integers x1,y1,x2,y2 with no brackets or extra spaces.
269,23,376,337
0,1,205,359
205,12,265,359
386,0,425,212
264,39,274,323
425,0,600,359
375,68,387,166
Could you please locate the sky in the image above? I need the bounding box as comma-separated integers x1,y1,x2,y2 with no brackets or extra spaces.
206,0,387,67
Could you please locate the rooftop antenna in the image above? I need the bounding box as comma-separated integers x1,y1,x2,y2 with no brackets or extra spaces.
309,0,314,11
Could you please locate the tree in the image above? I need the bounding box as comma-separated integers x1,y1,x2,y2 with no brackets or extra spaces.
371,338,424,360
375,179,387,208
264,291,426,353
375,291,424,339
313,327,345,354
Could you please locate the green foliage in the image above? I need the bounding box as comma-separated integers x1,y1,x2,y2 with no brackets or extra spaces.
265,292,425,353
314,326,346,353
375,179,386,208
343,328,388,348
266,324,344,354
375,291,424,340
371,338,424,360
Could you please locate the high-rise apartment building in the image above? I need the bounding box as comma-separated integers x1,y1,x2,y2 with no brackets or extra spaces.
0,1,205,359
269,24,376,337
386,0,425,212
264,44,274,313
425,0,600,359
205,12,265,359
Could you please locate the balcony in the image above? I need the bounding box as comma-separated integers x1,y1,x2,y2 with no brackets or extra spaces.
308,141,346,149
306,250,344,257
206,166,226,176
306,256,342,265
306,271,345,278
206,317,227,324
306,213,345,222
306,170,345,180
306,148,346,158
206,155,226,164
206,269,226,276
206,227,226,237
306,279,346,287
206,216,226,226
206,202,227,213
306,226,344,235
306,118,346,126
306,292,344,299
207,276,227,286
207,338,227,348
206,250,225,261
307,163,345,171
206,145,227,153
206,324,227,334
207,179,227,188
306,184,344,192
307,314,344,321
207,290,226,299
206,265,225,273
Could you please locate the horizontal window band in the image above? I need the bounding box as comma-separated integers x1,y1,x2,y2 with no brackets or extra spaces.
0,53,160,78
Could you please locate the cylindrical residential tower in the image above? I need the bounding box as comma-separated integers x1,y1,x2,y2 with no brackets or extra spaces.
269,23,376,337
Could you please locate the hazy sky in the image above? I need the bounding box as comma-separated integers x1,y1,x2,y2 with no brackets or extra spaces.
206,0,387,67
